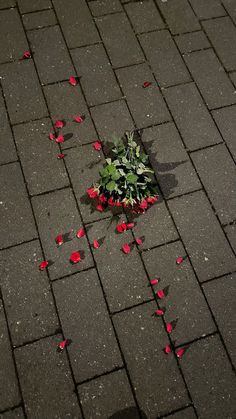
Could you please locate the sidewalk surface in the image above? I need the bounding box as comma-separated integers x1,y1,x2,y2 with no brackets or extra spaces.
0,0,236,418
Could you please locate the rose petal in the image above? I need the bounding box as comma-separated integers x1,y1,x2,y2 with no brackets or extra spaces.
176,348,185,358
23,50,31,59
69,76,77,86
58,339,69,351
108,197,115,206
176,256,184,265
143,81,152,88
157,289,165,299
55,234,63,246
49,132,55,141
155,309,164,316
150,278,159,285
56,135,64,143
116,223,127,233
55,120,64,129
166,323,173,333
57,153,65,159
122,243,131,254
39,260,48,270
99,194,107,203
139,199,148,210
93,240,100,249
163,344,172,354
87,187,98,199
127,222,135,229
76,228,85,238
73,115,83,123
147,196,158,204
70,251,81,264
135,237,143,245
93,141,102,151
96,203,105,212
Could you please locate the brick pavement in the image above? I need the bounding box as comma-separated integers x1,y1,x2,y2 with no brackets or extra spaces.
0,0,236,418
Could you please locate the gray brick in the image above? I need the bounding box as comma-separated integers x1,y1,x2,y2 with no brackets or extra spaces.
0,60,47,124
71,44,121,107
189,0,226,19
79,370,137,418
143,241,216,345
203,17,236,72
168,191,236,281
13,118,69,195
53,269,122,382
22,9,56,30
43,81,97,148
225,224,236,254
0,9,28,63
164,407,197,419
0,241,58,346
87,217,152,312
113,302,189,418
54,0,99,48
32,188,94,280
212,105,236,161
116,63,170,128
0,300,20,410
223,0,236,25
191,144,236,224
0,163,37,249
203,273,236,368
175,31,210,54
96,13,144,68
65,145,108,224
15,336,82,419
139,30,191,87
142,123,201,198
184,49,236,109
0,90,17,165
181,335,236,419
156,0,200,34
18,0,51,13
0,0,15,8
164,83,222,151
0,407,25,419
125,0,165,33
28,26,74,85
89,0,122,16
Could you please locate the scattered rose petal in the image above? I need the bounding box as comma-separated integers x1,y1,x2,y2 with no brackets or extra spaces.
166,323,173,333
55,120,64,129
39,260,48,270
55,234,63,246
23,50,31,59
176,256,185,265
135,237,143,245
147,195,158,204
117,223,127,233
99,194,107,203
143,81,152,88
87,187,98,199
57,153,65,159
69,76,77,86
155,309,164,316
49,132,55,141
93,141,102,151
96,203,105,212
127,222,135,229
176,348,185,358
164,344,172,354
76,228,85,238
58,339,69,351
70,251,81,264
73,115,83,123
150,278,159,285
122,243,131,254
157,289,165,299
56,135,64,143
93,240,100,249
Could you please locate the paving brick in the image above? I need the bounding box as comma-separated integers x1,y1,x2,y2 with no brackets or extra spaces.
168,191,236,282
184,49,236,109
0,90,17,165
43,81,97,148
164,407,197,419
164,83,222,151
0,163,37,249
0,0,15,8
18,0,51,13
223,0,236,25
156,0,200,35
13,118,69,195
189,0,226,19
0,9,28,63
0,241,58,346
116,63,170,128
53,269,122,382
89,0,122,16
139,30,191,87
203,273,236,368
96,13,144,68
212,105,236,161
225,224,236,254
28,26,74,84
32,188,94,280
175,31,210,54
79,370,137,418
22,9,56,30
113,302,189,418
143,241,215,345
181,335,236,419
0,300,20,411
65,145,108,224
15,335,82,418
0,60,47,124
230,71,236,88
191,144,236,224
125,0,165,33
0,407,25,419
54,0,99,48
203,17,236,72
87,217,152,312
71,44,121,107
142,123,200,198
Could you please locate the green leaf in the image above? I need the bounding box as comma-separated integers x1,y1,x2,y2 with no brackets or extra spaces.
126,173,138,184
